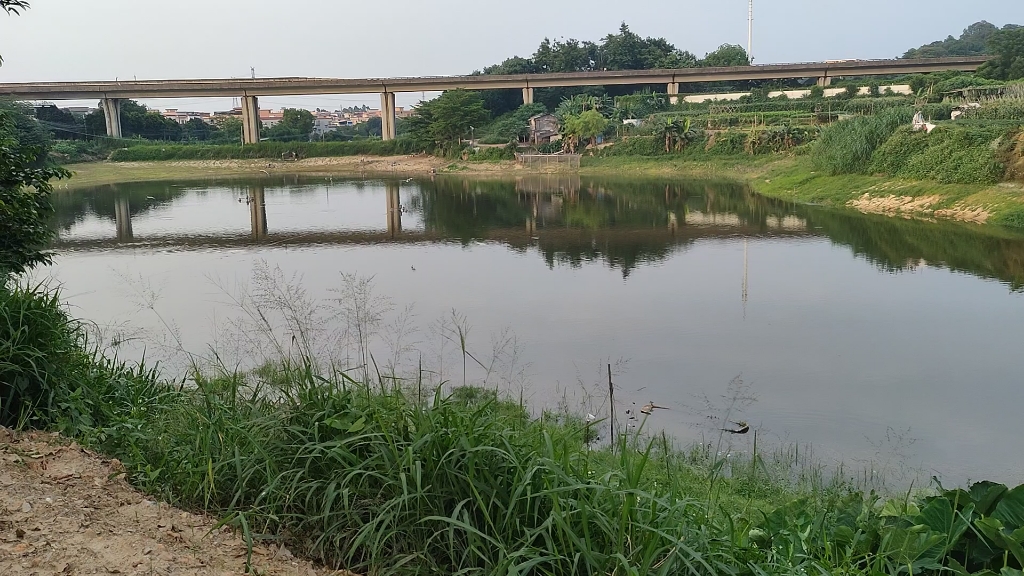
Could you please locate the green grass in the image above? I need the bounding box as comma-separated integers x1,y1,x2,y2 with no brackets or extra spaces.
108,139,419,161
5,276,1024,575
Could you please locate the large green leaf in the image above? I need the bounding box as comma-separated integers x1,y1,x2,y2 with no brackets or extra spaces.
916,497,973,557
975,517,1024,567
971,482,1009,516
993,485,1024,531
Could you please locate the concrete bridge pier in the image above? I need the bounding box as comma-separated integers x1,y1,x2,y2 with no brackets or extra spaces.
380,92,397,141
241,96,261,144
523,87,534,105
249,185,267,240
114,195,132,241
816,76,832,87
386,182,402,237
667,83,679,105
101,98,123,138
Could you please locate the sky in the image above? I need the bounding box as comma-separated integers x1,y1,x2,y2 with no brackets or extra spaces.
0,0,1019,112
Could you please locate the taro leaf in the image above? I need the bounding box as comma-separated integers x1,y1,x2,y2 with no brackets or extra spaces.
1001,569,1024,576
879,524,945,570
946,558,970,576
992,485,1024,531
916,497,973,557
882,499,921,518
975,517,1024,567
971,482,1009,516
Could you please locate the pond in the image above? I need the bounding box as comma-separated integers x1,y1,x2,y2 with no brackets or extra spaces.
44,174,1024,486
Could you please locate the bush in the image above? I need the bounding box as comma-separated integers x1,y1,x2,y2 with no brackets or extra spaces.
868,126,931,175
108,139,419,161
901,127,1005,184
870,125,1007,184
811,108,913,175
706,130,749,155
601,135,664,156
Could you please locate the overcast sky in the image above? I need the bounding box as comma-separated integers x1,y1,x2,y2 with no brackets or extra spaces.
1,0,1018,112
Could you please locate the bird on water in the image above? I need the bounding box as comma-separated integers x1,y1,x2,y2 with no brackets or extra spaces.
721,421,750,434
639,401,669,415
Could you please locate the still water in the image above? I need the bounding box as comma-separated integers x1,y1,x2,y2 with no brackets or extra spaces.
44,175,1024,485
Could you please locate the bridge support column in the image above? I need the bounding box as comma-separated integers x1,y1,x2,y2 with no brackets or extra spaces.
114,194,132,241
241,96,261,144
667,83,679,105
249,185,267,240
523,87,534,105
380,92,397,141
816,76,831,87
386,182,402,237
101,98,123,139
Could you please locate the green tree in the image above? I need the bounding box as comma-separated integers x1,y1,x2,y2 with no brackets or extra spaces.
406,90,489,155
978,27,1024,80
1,113,69,277
182,117,215,141
701,44,750,67
211,116,243,143
264,108,315,142
0,1,30,66
902,21,1020,58
561,110,607,152
85,100,183,140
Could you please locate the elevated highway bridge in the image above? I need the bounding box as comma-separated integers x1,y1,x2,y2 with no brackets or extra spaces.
1,56,987,143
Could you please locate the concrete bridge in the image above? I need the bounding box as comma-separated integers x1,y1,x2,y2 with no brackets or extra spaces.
4,56,986,142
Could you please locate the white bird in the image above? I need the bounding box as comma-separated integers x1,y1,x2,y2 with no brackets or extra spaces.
585,413,596,423
410,266,416,271
403,177,414,183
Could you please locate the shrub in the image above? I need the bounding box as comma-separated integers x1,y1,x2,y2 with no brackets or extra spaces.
811,108,913,175
869,126,931,175
108,139,419,162
602,135,663,156
706,130,749,155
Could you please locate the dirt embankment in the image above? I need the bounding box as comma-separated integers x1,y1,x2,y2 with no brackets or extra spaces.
0,427,350,576
846,193,992,224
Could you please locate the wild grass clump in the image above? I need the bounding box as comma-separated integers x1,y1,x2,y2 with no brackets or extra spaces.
108,139,419,162
811,108,913,175
870,126,1007,185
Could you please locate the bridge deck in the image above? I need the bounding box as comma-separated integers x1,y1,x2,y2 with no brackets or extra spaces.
0,57,988,101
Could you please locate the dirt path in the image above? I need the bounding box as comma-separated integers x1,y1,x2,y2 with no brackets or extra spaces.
0,427,347,576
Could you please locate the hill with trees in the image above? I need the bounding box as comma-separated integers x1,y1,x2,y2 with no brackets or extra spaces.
902,21,1020,59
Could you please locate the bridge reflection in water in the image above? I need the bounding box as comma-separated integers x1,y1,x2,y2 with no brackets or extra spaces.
51,175,1024,288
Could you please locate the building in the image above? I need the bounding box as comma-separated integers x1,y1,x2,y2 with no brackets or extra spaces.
528,114,561,145
259,109,284,129
162,109,212,124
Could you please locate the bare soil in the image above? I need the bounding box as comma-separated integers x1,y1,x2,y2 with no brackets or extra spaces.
846,193,992,224
0,427,349,576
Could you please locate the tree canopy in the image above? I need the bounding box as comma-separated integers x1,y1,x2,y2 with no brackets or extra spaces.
264,108,315,142
479,23,703,114
85,100,184,140
978,27,1024,80
701,44,751,67
902,21,1021,58
406,90,489,155
1,108,69,277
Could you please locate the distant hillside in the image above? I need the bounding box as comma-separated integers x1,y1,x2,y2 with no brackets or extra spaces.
902,21,1020,58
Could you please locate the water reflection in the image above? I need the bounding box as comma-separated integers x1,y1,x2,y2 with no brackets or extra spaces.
52,175,1024,288
45,175,1024,484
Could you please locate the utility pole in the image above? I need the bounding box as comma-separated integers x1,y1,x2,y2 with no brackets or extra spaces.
747,0,754,63
250,67,255,79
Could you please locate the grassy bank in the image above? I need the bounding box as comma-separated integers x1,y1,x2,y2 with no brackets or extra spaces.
582,154,1024,227
4,281,1024,575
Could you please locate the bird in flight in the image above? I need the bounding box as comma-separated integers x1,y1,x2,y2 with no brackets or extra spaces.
721,421,750,434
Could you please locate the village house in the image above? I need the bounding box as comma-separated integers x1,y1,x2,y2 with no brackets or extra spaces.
528,113,561,145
